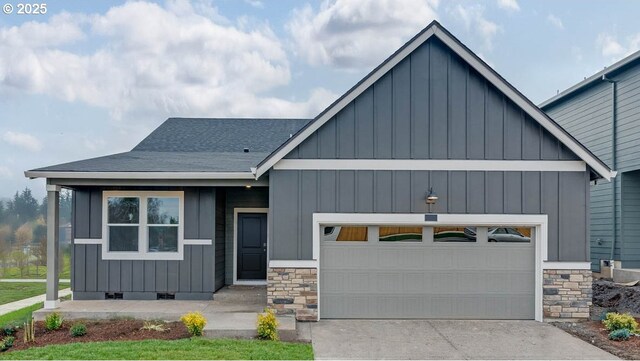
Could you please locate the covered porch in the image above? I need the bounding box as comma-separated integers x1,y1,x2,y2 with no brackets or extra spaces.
33,286,299,340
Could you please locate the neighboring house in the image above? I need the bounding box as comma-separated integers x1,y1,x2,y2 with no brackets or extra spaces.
26,21,614,322
541,51,640,271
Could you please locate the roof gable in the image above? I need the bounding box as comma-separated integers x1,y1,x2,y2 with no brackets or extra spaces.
255,21,614,181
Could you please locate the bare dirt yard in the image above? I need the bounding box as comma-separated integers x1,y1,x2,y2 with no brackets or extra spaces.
554,278,640,360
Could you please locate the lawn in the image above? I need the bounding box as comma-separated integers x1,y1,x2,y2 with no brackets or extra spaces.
0,302,42,326
0,282,70,305
0,254,71,279
0,338,314,360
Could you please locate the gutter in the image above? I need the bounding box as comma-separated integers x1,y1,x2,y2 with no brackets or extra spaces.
24,171,256,180
602,75,618,260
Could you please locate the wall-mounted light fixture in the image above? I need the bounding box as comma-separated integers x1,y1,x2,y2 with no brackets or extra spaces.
425,187,438,205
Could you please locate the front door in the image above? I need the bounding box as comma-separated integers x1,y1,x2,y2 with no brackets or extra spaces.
237,213,267,280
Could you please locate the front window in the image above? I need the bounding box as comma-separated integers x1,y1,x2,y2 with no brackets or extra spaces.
147,197,179,252
104,191,183,259
107,197,140,252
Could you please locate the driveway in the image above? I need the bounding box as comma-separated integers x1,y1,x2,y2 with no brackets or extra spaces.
310,320,618,360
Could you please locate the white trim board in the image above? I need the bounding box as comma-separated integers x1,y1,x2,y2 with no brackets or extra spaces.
75,238,212,246
255,22,614,181
269,260,318,268
274,159,587,172
543,262,591,270
233,208,269,285
311,212,548,322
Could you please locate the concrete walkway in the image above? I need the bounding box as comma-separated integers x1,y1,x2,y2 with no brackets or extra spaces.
0,279,71,283
0,288,72,316
311,319,618,360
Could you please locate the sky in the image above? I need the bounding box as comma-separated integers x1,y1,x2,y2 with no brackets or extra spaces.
1,0,640,199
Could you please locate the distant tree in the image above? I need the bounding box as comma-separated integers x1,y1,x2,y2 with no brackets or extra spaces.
39,189,72,224
0,200,5,224
33,224,47,274
0,237,9,277
7,188,39,225
14,223,33,277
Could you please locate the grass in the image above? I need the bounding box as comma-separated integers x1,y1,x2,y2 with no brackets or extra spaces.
0,338,314,360
0,302,42,327
0,282,70,305
0,254,71,279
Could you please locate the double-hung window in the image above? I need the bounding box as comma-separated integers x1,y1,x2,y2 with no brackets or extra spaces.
103,191,184,260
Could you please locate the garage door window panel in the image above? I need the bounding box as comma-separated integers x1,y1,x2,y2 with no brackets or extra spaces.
323,226,368,242
434,227,477,242
379,226,423,242
488,227,532,243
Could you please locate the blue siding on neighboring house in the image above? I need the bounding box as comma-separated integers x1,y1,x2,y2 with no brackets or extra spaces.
543,62,640,269
270,37,590,263
71,187,218,299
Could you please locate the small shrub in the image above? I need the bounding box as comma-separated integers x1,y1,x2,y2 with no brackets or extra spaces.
2,323,17,336
44,312,63,331
180,312,206,337
0,340,6,352
256,308,279,341
141,321,168,332
69,323,87,337
609,328,631,341
603,312,638,332
2,336,14,348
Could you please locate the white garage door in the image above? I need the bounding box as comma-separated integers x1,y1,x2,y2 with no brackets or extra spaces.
319,225,535,319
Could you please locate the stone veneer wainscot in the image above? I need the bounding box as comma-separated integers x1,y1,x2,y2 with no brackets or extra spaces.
543,269,592,319
267,268,318,321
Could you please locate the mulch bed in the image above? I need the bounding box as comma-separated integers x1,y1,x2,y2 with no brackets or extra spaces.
555,320,640,360
1,319,190,352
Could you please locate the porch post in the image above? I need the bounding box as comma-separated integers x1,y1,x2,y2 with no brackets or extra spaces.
45,184,60,309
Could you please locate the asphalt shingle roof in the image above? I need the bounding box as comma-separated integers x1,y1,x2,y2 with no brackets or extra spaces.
30,118,310,174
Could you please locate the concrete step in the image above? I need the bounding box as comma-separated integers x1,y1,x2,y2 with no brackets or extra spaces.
203,313,298,341
213,285,266,304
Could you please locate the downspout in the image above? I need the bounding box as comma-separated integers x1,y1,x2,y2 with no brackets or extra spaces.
602,75,617,260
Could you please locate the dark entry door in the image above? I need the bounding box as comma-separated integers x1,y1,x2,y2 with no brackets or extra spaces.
237,213,267,280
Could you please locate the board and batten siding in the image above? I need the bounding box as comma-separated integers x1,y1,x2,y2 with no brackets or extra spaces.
270,170,589,262
270,37,590,263
544,63,640,269
285,38,578,162
71,187,219,299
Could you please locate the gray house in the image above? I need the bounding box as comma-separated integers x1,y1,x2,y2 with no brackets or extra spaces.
541,51,640,271
28,21,613,321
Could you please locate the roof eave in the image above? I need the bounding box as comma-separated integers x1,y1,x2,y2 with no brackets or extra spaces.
24,170,256,180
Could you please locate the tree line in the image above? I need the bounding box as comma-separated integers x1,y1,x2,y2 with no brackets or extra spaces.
0,188,72,277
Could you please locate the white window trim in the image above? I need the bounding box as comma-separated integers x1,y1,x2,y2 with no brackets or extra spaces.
102,191,185,261
306,213,549,322
273,159,587,172
233,208,269,285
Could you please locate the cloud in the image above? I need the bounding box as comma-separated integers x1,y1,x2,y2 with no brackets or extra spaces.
450,4,500,50
244,0,264,8
0,0,336,136
287,0,439,69
596,33,640,58
547,14,564,30
0,166,13,178
2,131,42,152
496,0,519,12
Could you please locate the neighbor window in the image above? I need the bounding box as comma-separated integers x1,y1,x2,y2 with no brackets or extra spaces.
104,191,183,259
379,226,423,242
